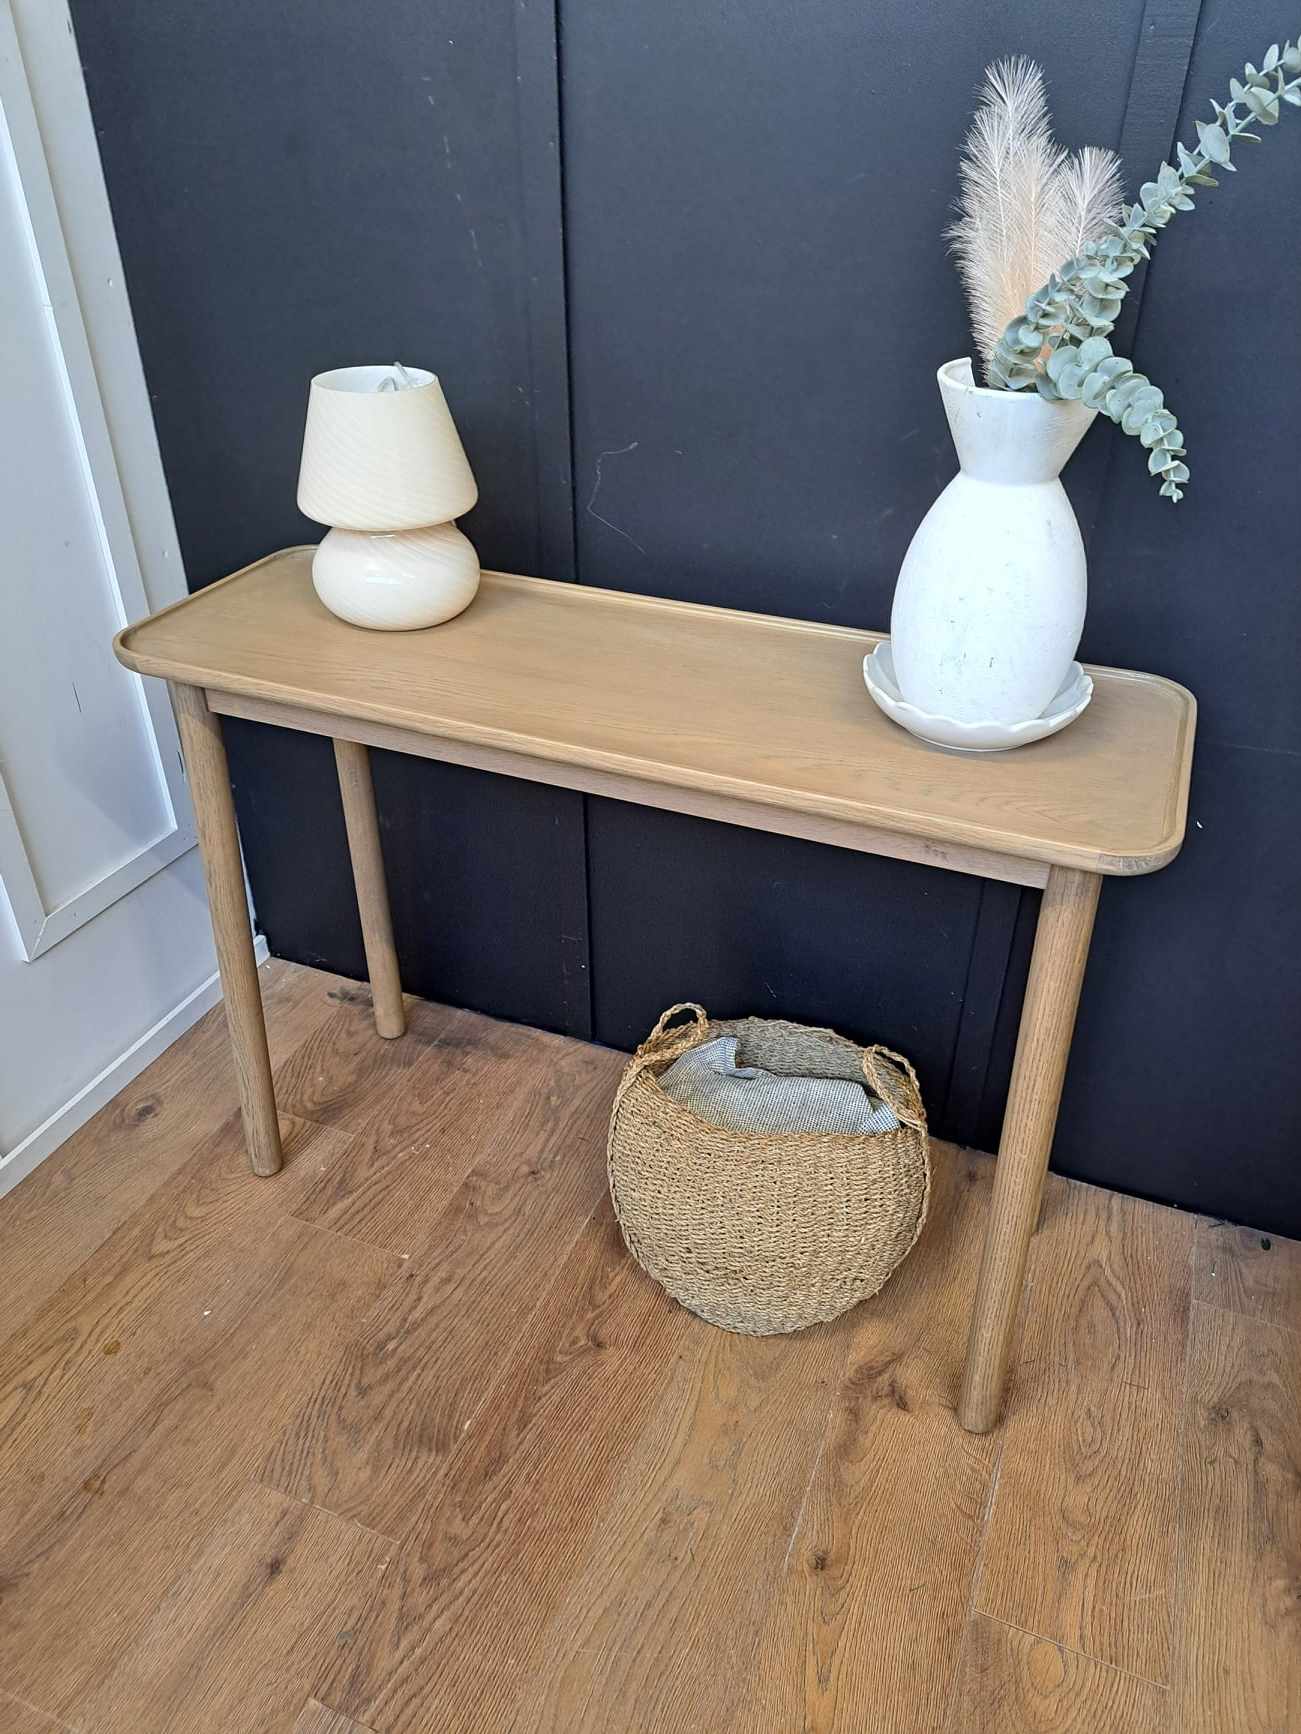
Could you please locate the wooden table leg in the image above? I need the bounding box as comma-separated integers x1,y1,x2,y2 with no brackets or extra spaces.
334,738,406,1039
171,683,283,1176
957,865,1101,1433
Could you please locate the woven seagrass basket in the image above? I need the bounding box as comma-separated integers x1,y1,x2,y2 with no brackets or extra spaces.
607,1003,930,1334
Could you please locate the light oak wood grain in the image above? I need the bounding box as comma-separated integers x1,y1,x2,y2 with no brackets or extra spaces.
118,549,1195,879
0,1113,350,1536
1171,1305,1301,1733
1192,1218,1301,1337
80,1481,391,1733
272,991,421,1134
512,1310,854,1734
0,1214,398,1721
976,1180,1193,1682
292,1699,377,1734
949,1617,1168,1733
283,1006,582,1258
318,1207,689,1734
215,690,1051,889
262,1029,625,1535
0,957,343,1350
333,738,405,1039
959,867,1100,1432
171,681,283,1175
723,1152,999,1734
1,965,1284,1732
117,551,1196,1438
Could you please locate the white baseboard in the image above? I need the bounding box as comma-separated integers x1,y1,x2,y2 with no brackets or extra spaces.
0,936,269,1201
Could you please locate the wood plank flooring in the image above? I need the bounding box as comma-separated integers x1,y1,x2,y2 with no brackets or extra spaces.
0,961,1295,1732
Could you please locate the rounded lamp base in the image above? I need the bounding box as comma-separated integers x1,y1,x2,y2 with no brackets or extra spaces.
311,523,480,630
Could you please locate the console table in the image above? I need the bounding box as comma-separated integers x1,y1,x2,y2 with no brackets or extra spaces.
114,547,1195,1431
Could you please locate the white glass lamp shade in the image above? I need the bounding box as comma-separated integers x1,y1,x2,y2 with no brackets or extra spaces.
296,365,478,532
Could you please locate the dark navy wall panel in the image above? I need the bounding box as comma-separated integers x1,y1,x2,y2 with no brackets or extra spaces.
71,0,591,1037
72,0,1301,1229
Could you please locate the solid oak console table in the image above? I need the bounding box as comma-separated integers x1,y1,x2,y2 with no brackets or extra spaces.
115,547,1195,1432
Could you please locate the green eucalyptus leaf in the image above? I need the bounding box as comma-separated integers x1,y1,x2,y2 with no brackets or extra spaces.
1081,291,1124,322
1130,384,1165,416
1246,86,1280,122
1156,161,1182,195
1097,356,1133,380
1196,118,1232,162
1075,335,1112,370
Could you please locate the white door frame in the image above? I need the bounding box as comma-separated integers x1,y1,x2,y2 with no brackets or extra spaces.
0,0,196,958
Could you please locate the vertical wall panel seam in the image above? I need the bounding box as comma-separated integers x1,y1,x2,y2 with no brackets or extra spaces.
512,0,578,584
513,0,593,1038
1083,0,1205,544
967,0,1205,1134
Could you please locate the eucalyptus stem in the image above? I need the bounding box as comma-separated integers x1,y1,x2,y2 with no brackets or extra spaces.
988,34,1301,501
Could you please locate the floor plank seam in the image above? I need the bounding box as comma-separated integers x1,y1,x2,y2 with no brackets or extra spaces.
978,1611,1174,1693
1188,1294,1301,1340
0,1687,81,1732
940,1431,1006,1731
779,1420,830,1576
282,1210,416,1264
252,1478,403,1551
271,999,458,1135
1166,1244,1202,1720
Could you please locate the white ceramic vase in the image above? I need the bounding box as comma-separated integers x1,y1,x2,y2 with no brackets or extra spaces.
889,358,1097,725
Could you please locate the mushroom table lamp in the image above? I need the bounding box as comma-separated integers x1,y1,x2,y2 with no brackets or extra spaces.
297,364,480,630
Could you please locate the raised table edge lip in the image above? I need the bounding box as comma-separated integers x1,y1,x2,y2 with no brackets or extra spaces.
113,545,1197,881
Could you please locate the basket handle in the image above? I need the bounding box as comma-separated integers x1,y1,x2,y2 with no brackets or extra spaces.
862,1045,927,1133
611,1003,710,1113
640,1002,709,1054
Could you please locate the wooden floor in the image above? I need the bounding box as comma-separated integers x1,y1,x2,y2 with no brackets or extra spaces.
1,962,1297,1733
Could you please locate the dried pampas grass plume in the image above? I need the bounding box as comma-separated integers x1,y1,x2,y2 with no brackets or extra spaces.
948,59,1124,380
1053,145,1125,261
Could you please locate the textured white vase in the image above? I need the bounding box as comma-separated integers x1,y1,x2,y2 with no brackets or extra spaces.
312,523,480,630
889,358,1097,725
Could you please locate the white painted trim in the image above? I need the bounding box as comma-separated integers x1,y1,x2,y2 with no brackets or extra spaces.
8,0,190,618
0,938,268,1201
0,0,198,960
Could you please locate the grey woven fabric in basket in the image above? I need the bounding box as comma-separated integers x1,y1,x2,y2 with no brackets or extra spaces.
659,1035,900,1136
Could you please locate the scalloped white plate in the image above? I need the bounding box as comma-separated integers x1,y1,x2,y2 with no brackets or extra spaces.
863,643,1093,752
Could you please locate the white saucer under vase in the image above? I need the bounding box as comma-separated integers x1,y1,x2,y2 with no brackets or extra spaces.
863,643,1092,752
